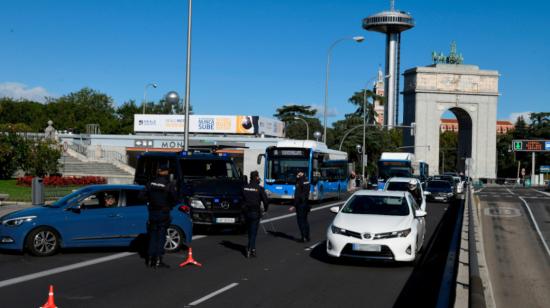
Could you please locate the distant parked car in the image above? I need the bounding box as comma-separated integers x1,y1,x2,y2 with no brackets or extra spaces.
326,190,427,263
425,180,454,203
0,185,193,256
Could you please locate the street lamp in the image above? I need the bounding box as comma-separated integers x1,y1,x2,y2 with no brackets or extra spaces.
323,36,365,143
313,131,322,142
142,83,158,114
183,0,194,151
294,116,310,140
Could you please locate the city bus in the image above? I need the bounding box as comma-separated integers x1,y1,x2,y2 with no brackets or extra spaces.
377,152,415,189
258,140,348,201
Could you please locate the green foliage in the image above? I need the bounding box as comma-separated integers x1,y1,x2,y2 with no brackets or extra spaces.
439,131,458,173
273,105,321,140
22,140,62,177
0,98,49,132
115,100,141,134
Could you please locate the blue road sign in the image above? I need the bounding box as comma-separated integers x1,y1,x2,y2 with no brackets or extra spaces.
546,141,550,151
541,165,550,173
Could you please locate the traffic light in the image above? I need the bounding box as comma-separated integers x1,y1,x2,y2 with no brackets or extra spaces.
513,140,522,151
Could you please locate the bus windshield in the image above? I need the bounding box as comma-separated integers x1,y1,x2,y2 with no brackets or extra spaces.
378,161,412,181
267,157,309,184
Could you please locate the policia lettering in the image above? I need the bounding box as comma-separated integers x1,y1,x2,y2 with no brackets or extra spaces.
294,172,311,243
242,170,269,258
144,162,178,268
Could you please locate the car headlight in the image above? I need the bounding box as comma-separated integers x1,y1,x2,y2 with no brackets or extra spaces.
1,216,37,227
447,192,454,197
373,228,411,239
190,199,206,209
331,225,346,235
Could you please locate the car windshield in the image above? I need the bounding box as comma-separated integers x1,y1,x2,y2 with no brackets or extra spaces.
427,181,451,189
341,195,410,216
180,159,238,179
50,188,91,207
386,181,412,191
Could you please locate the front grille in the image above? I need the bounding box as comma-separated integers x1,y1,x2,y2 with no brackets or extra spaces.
340,244,394,260
341,229,362,239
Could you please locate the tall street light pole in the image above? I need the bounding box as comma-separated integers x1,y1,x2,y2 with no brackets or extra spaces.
142,83,158,114
323,36,365,143
294,116,310,140
183,0,193,151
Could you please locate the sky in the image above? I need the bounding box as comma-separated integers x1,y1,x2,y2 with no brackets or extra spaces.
1,0,549,125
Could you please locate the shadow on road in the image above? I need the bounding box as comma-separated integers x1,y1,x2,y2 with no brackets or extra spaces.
219,240,247,257
267,230,298,242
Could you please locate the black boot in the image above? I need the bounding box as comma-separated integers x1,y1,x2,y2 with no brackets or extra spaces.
156,256,170,269
250,249,257,258
149,256,158,268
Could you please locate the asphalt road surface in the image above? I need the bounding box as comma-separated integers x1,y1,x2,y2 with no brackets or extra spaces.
0,196,457,308
475,186,550,308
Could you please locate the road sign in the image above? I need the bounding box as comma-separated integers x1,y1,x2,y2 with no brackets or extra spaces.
521,168,526,176
512,140,550,152
540,165,550,173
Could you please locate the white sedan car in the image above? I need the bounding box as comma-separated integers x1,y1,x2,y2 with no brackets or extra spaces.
326,190,426,262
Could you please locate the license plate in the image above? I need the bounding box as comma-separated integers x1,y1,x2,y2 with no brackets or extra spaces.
435,196,445,200
216,217,236,223
352,244,381,252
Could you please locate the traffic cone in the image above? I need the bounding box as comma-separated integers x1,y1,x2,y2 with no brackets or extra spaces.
40,285,57,308
179,247,202,267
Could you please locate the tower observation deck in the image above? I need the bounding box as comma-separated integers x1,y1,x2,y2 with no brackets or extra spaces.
363,1,414,128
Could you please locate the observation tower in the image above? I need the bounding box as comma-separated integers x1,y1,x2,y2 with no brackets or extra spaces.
363,0,414,128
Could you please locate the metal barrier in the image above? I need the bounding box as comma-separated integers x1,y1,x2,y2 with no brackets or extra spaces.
435,192,465,307
468,187,486,308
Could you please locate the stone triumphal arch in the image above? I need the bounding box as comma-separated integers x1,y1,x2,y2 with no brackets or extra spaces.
402,63,499,179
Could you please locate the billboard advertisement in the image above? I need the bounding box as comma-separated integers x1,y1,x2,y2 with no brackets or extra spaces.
134,114,284,137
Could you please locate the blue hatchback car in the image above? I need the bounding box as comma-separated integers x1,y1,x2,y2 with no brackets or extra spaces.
0,185,193,256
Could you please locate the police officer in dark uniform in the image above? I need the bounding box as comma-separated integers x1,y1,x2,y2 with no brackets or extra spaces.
144,162,178,268
293,171,311,242
242,170,269,258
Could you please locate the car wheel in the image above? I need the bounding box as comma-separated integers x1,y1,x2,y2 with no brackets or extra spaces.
164,225,184,253
26,227,60,257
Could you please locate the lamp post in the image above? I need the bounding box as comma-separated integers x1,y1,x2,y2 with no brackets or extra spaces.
313,131,322,142
323,36,365,143
183,0,193,151
142,83,158,114
294,116,309,140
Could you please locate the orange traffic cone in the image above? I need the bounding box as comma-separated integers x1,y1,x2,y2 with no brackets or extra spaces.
40,285,57,308
179,247,202,267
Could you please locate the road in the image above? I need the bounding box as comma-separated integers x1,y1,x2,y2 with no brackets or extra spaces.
475,186,550,308
0,196,458,308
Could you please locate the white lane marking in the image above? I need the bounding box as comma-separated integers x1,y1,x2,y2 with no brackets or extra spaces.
260,201,344,224
192,235,207,240
505,188,515,195
305,241,323,251
532,189,550,197
0,252,135,288
474,188,484,193
188,282,239,306
518,197,550,258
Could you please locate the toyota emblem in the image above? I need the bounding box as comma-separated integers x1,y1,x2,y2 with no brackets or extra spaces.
363,233,372,239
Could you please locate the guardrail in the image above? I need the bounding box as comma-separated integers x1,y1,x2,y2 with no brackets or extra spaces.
467,186,486,308
435,190,465,307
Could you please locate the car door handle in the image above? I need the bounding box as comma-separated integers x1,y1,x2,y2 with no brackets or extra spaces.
108,214,122,218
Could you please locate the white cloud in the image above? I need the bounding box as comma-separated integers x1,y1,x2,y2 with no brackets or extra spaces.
509,111,532,124
0,82,54,103
311,104,339,118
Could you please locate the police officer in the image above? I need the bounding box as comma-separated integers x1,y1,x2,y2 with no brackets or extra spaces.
407,180,422,206
144,162,178,268
293,171,311,242
242,171,269,258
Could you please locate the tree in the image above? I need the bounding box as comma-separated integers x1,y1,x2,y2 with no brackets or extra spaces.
273,105,321,140
0,125,31,179
22,140,62,177
439,131,458,173
0,98,49,132
347,88,383,124
115,100,141,134
45,88,117,134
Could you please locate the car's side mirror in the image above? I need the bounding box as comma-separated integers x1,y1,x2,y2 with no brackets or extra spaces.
330,206,340,214
415,210,427,217
423,191,431,196
69,206,81,214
